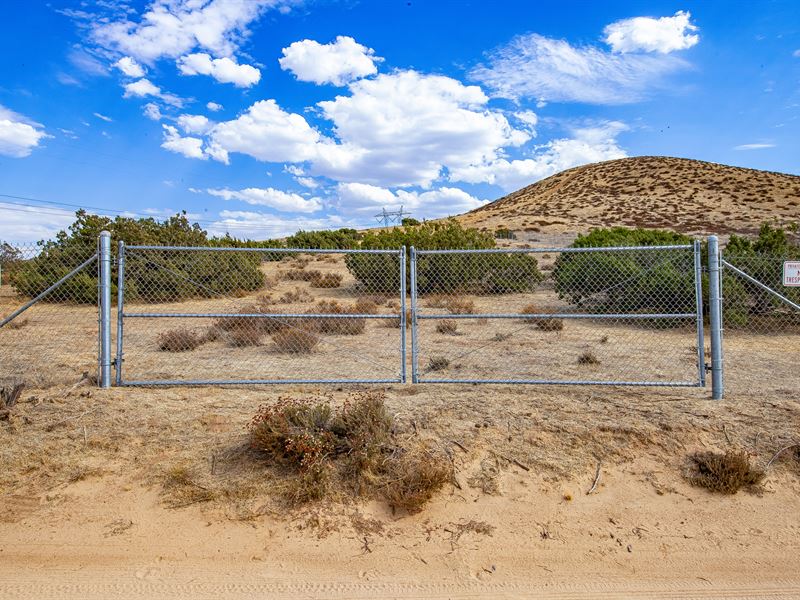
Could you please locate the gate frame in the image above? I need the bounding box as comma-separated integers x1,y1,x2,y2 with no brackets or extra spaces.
410,243,706,387
114,244,407,386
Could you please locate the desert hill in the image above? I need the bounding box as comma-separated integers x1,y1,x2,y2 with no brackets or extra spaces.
457,156,800,236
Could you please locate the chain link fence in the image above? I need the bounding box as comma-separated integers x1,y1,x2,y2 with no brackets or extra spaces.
0,241,99,389
117,245,407,385
411,244,705,386
6,232,799,399
721,253,800,398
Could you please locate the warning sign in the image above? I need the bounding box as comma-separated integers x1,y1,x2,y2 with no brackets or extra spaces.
784,261,800,287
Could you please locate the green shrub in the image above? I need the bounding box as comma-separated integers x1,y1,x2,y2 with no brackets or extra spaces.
552,227,696,315
723,223,800,325
9,210,265,303
284,228,361,249
346,220,541,295
494,227,516,240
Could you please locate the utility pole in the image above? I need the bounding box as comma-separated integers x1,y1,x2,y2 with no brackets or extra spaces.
374,205,411,227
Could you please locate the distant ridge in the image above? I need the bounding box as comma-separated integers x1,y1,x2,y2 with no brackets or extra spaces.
456,156,800,236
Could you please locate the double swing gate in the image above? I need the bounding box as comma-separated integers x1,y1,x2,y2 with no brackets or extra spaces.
16,230,798,398
108,237,707,390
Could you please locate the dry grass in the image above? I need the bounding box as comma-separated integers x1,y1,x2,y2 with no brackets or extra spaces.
577,351,600,365
686,450,765,494
283,268,316,281
457,156,800,236
521,304,564,331
314,300,366,335
157,328,205,352
353,298,379,314
436,319,459,335
424,294,449,308
161,465,217,508
428,356,450,371
445,297,476,315
5,318,29,330
278,288,313,304
309,273,343,288
248,392,451,511
225,326,263,347
271,327,320,353
382,444,452,513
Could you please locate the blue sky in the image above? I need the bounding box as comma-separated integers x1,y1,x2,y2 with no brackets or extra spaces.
0,0,798,241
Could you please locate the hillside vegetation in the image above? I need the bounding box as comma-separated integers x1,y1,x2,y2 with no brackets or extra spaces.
458,156,800,236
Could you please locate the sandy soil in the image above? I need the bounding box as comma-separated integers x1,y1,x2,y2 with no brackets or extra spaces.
1,382,800,599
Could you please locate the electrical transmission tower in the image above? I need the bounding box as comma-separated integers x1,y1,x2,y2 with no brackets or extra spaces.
374,205,411,227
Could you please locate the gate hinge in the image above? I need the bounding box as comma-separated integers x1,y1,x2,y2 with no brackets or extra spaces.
704,362,712,373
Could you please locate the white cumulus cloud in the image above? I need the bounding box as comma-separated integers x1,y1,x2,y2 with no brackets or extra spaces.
122,78,184,107
312,71,530,186
604,11,699,54
0,105,50,158
207,101,223,112
208,99,323,163
450,121,628,192
160,124,206,160
0,202,74,242
143,103,163,120
336,183,487,219
207,210,349,239
159,71,531,190
91,0,281,63
207,187,322,213
470,33,690,104
178,52,261,87
176,114,214,135
115,56,146,77
279,36,382,86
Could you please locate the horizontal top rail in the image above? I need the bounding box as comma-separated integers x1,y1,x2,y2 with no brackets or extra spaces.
415,245,694,255
124,312,398,319
125,245,400,254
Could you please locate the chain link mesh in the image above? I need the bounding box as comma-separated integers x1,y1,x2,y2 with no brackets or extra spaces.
412,246,703,385
721,253,800,398
119,247,405,384
0,241,98,388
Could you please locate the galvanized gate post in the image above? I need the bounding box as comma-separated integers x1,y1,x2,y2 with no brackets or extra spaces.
399,246,407,383
98,231,112,388
693,240,706,387
707,236,724,399
115,240,125,386
410,246,419,383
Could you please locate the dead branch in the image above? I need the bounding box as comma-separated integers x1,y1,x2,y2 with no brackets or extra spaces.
587,461,602,495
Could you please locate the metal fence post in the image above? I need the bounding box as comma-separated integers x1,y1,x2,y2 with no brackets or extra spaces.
410,246,419,383
707,235,724,399
98,231,112,388
693,240,706,387
115,240,125,386
399,246,407,383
